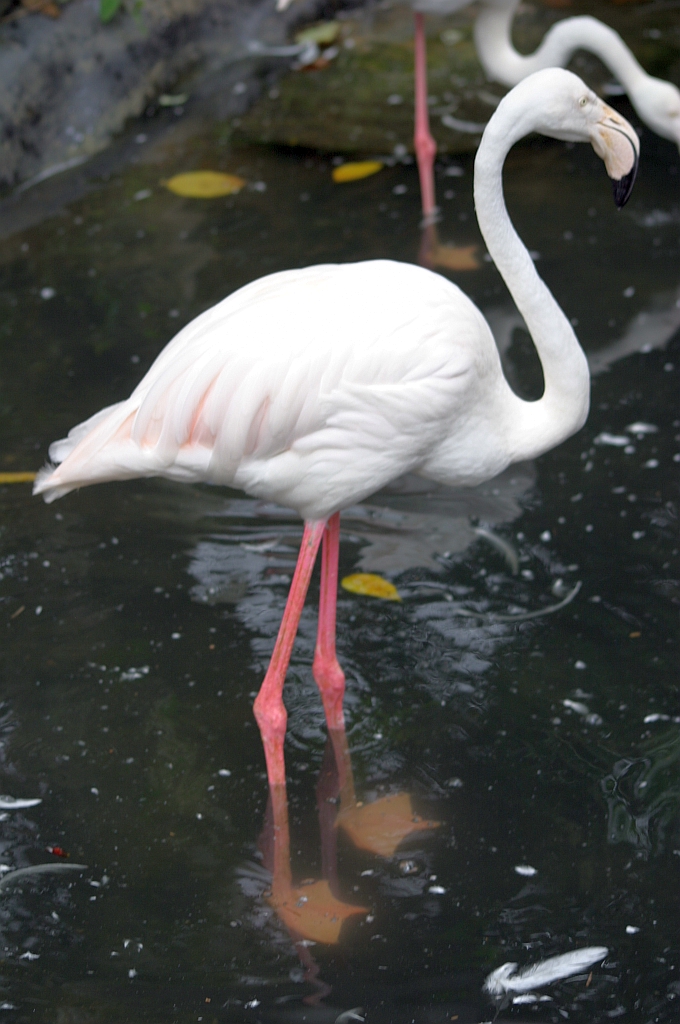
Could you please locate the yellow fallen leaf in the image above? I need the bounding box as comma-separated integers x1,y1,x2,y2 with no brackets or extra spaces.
332,161,383,184
0,472,36,484
295,21,341,46
341,573,400,601
158,93,189,107
163,171,246,199
22,0,61,17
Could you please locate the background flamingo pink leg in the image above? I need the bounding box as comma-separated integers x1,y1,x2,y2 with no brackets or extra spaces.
313,512,345,734
414,12,438,224
254,520,326,786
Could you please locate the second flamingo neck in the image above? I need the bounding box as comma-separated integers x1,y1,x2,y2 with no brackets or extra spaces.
475,0,647,94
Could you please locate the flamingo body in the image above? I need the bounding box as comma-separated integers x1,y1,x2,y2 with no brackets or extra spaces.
34,261,514,519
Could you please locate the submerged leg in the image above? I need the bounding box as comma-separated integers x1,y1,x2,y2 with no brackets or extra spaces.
312,512,345,733
264,776,367,946
414,12,438,225
254,520,326,787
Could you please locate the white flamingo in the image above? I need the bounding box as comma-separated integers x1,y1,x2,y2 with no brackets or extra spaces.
34,69,638,789
474,0,680,152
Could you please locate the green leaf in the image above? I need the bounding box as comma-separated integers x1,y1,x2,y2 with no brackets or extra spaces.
100,0,122,23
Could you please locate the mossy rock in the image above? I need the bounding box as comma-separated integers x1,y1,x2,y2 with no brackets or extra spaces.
237,0,680,159
236,30,496,157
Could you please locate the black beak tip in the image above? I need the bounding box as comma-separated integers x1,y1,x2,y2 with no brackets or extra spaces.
612,156,638,209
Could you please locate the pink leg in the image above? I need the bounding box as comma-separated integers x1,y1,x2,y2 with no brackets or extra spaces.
312,513,345,734
414,12,438,225
254,520,326,786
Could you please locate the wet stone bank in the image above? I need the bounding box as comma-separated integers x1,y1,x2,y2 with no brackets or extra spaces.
3,0,680,188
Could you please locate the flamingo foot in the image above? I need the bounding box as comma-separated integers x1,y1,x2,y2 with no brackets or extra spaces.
336,792,440,859
270,880,367,945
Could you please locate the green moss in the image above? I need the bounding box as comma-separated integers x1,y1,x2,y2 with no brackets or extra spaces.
237,34,491,157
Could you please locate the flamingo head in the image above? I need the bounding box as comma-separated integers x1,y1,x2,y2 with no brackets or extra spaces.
521,69,640,208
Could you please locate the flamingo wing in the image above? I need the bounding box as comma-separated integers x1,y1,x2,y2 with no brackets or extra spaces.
34,261,492,518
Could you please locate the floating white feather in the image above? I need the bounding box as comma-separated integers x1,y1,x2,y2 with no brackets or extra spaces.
484,947,609,997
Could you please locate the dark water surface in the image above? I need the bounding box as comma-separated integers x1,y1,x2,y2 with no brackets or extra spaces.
0,95,679,1024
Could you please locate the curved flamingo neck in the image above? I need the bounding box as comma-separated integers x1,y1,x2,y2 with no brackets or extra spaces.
474,0,647,94
473,82,590,460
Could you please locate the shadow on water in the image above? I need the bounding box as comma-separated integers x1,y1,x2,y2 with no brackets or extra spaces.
0,69,679,1023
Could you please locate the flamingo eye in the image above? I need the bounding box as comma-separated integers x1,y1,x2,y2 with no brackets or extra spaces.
579,95,589,108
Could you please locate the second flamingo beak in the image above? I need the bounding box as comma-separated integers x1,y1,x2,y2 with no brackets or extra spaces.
590,106,640,209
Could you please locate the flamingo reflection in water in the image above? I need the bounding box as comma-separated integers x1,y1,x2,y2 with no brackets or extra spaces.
257,732,437,992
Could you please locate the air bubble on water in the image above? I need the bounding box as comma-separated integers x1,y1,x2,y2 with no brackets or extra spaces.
626,422,657,435
563,699,589,716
